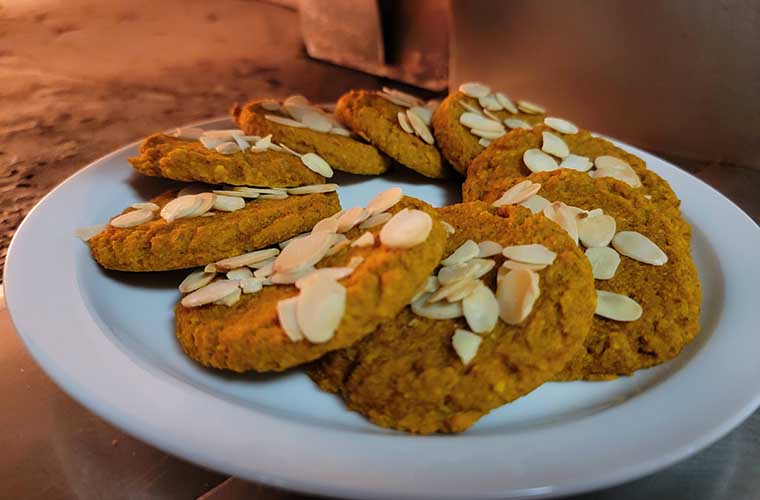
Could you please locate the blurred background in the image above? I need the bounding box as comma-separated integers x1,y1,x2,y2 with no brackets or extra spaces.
1,1,759,499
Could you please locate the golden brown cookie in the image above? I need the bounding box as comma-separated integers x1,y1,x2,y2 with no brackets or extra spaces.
432,89,545,175
129,134,325,187
88,189,340,272
232,99,391,175
174,195,448,373
480,170,701,379
308,202,596,433
335,90,449,179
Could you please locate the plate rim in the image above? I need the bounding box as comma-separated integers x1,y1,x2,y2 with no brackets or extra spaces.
5,119,760,500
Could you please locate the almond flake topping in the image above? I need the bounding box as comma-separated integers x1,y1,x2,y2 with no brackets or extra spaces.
523,148,559,173
502,244,557,265
541,131,570,158
497,269,540,325
543,201,580,244
441,240,480,266
296,274,346,343
380,87,424,108
492,180,542,207
578,213,616,248
405,108,435,144
240,277,265,294
277,296,304,342
459,82,491,98
214,287,242,306
76,224,107,241
294,267,354,289
517,100,546,114
560,154,593,172
181,279,241,308
590,156,642,188
495,92,518,114
130,202,160,211
544,117,579,134
460,112,504,132
397,111,414,133
478,94,502,111
452,329,482,365
428,278,481,303
359,212,392,229
287,183,339,195
178,270,217,293
612,231,668,265
212,195,245,212
442,221,456,234
585,247,621,280
411,292,463,320
504,118,532,130
215,248,280,270
479,139,491,147
379,209,433,249
409,106,433,126
300,152,334,178
437,258,495,285
520,194,551,213
462,284,499,333
160,195,201,223
595,290,643,321
501,260,547,272
110,208,155,228
265,114,305,128
477,240,504,258
274,230,334,273
470,128,505,140
351,232,375,248
337,207,369,233
366,187,403,215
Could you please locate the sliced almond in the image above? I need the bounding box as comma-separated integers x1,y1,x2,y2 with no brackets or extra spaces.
612,231,668,266
458,100,483,115
591,156,642,188
412,275,440,302
479,95,503,112
351,231,375,248
478,138,492,147
212,194,245,212
110,208,154,228
130,202,160,211
560,154,593,172
397,111,414,133
288,184,338,194
411,292,463,320
274,230,334,273
271,266,316,285
501,260,547,272
212,190,258,199
520,194,551,214
502,244,557,265
366,187,404,216
381,87,424,107
442,221,456,234
160,195,201,223
260,100,281,111
438,258,495,285
301,152,334,178
462,284,499,333
173,127,206,140
277,296,304,342
294,267,354,289
226,267,253,281
76,224,107,241
233,135,250,150
495,92,518,113
330,126,351,137
312,216,340,234
296,274,346,343
265,114,305,128
429,278,481,303
585,247,621,280
187,192,216,217
253,260,275,278
523,148,559,173
233,186,287,195
460,112,504,132
595,290,643,321
199,136,227,149
204,263,217,273
284,94,310,107
497,269,540,325
279,232,308,248
517,100,546,114
300,108,333,132
240,277,265,294
477,240,504,258
250,256,276,269
214,287,242,306
251,135,273,152
541,131,570,159
337,207,369,233
459,82,491,98
259,193,290,200
215,142,241,155
470,128,505,140
452,329,482,365
543,201,580,244
359,212,392,229
325,236,351,256
406,108,435,144
504,118,532,130
408,106,433,126
441,240,480,266
178,270,217,293
544,117,579,134
181,279,241,308
215,248,280,270
578,214,617,248
587,208,604,218
379,209,432,249
491,180,541,207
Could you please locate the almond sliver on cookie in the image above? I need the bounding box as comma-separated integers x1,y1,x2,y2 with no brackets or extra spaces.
477,240,504,258
502,244,557,265
178,270,217,293
497,268,540,325
366,187,403,216
543,201,580,244
585,247,621,280
595,290,643,321
296,274,346,343
411,292,463,320
215,248,280,270
523,149,559,173
462,284,499,333
277,296,304,342
110,208,154,228
441,240,480,266
212,194,245,212
544,117,579,134
181,279,241,308
578,213,617,248
452,329,482,365
379,209,433,249
520,194,551,213
492,180,542,207
359,212,392,229
541,131,570,159
612,231,668,265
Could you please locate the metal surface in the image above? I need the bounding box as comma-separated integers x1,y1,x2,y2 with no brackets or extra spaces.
1,0,759,498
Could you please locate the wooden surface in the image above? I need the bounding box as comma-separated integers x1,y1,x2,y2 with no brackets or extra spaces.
1,1,758,499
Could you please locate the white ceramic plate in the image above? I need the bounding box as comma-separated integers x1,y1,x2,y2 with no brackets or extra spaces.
6,119,760,500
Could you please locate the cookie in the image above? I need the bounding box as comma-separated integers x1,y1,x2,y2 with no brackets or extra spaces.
174,193,448,372
335,89,449,179
481,170,701,378
88,188,340,271
432,86,546,174
308,202,596,433
129,133,326,188
232,98,391,175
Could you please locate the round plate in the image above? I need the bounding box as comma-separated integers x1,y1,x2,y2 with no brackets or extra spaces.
6,119,760,499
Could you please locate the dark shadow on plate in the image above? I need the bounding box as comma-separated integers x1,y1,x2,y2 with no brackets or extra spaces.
100,267,189,290
125,170,185,201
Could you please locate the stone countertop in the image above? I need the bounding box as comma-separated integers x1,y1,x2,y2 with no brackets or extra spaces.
1,1,758,499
